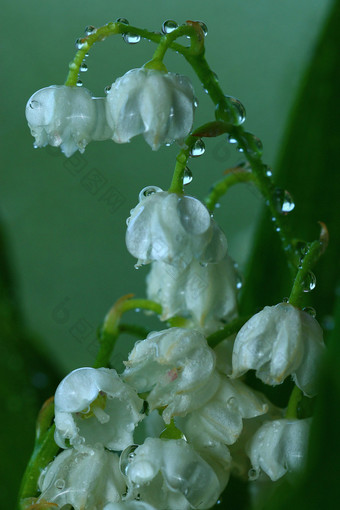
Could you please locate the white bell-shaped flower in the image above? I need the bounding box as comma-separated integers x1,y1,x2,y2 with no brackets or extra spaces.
123,328,219,424
247,418,311,481
176,374,268,447
126,187,227,269
37,445,125,509
147,255,237,333
231,303,325,396
54,367,143,450
106,68,195,150
25,85,112,156
123,438,222,510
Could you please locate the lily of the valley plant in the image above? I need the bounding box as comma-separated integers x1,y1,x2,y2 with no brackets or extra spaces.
20,17,328,510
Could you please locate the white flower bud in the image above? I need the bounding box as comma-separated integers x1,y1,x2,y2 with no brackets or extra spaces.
231,303,325,396
147,255,237,333
54,367,143,450
25,85,112,156
123,328,219,423
106,68,195,150
38,446,125,509
176,374,268,447
247,418,311,481
126,188,227,268
124,438,222,510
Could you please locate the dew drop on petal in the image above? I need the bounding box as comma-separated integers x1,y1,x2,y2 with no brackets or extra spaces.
123,32,141,44
248,467,260,481
119,444,139,475
54,479,65,490
161,20,178,34
190,139,205,157
138,186,163,201
104,85,111,94
183,167,193,185
302,306,317,318
302,271,316,292
193,97,199,108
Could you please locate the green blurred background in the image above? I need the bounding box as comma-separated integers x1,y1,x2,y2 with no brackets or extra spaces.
1,0,338,508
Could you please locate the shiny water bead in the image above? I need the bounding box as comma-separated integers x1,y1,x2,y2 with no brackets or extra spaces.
104,85,111,94
75,38,86,49
161,19,178,34
264,165,273,177
79,62,88,72
303,306,317,318
116,17,129,24
123,32,141,44
138,186,163,201
85,25,96,35
193,96,199,108
119,444,139,475
183,167,193,185
302,271,316,292
190,138,205,157
196,21,208,36
216,96,246,126
274,188,295,214
76,79,83,87
228,135,237,144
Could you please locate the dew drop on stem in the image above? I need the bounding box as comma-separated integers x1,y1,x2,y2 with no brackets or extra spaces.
183,167,193,185
161,20,178,34
274,188,295,214
76,79,83,87
196,21,208,36
80,63,88,72
85,25,96,36
116,17,129,25
302,271,316,292
190,139,205,157
123,33,141,44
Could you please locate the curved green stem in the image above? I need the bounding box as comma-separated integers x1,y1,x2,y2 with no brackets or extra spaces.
288,240,322,308
205,167,255,211
94,296,162,368
65,21,203,87
206,315,251,349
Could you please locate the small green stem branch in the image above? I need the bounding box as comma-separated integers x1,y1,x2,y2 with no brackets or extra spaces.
285,385,303,419
93,296,162,368
204,168,255,211
207,315,251,349
65,21,203,87
168,134,196,194
288,240,322,308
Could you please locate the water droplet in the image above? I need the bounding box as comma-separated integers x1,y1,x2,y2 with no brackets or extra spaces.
183,167,193,185
85,25,96,36
161,20,178,34
193,97,199,108
302,306,316,318
119,444,139,475
239,132,263,156
104,85,111,95
84,52,89,57
123,32,141,44
139,186,163,201
80,63,88,72
75,38,86,50
215,202,221,208
248,467,260,481
264,165,273,177
54,479,65,490
216,96,246,126
274,188,295,214
196,21,208,36
76,80,83,87
116,17,129,25
302,271,316,292
202,86,209,94
282,297,289,303
190,139,205,157
228,135,237,144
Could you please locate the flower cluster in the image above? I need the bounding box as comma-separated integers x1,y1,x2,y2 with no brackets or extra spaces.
23,19,327,510
25,68,195,156
35,189,325,510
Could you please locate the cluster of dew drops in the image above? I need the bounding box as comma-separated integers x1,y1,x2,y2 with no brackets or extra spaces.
71,18,317,308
